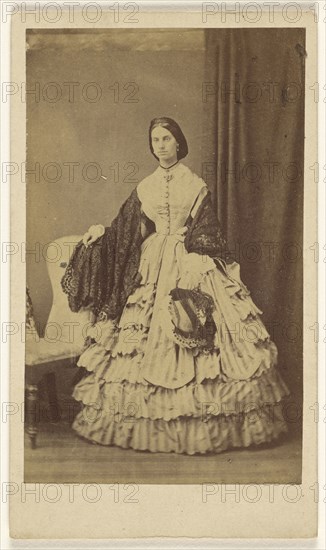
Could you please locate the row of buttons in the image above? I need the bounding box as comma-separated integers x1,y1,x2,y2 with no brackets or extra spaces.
164,179,170,232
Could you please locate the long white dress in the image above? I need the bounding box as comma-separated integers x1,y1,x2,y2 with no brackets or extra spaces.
72,162,290,454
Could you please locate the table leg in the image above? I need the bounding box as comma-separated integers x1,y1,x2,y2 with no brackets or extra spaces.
26,383,39,449
45,372,61,422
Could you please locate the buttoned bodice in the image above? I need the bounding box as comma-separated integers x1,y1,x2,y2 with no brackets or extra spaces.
137,163,207,235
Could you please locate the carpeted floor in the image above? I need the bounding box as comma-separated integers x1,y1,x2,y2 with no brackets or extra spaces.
24,420,302,484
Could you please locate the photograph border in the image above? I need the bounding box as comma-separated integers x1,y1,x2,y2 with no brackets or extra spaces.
6,3,319,540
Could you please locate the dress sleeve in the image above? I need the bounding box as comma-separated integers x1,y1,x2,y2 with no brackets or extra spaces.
184,190,227,258
140,206,155,239
190,185,208,219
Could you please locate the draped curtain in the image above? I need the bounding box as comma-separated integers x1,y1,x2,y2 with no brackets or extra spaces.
203,29,305,411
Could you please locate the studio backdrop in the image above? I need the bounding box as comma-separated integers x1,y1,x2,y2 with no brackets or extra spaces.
203,28,304,414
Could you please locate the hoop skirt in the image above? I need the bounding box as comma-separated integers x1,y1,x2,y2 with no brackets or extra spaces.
72,164,290,454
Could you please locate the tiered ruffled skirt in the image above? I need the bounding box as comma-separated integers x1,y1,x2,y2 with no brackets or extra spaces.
72,232,290,454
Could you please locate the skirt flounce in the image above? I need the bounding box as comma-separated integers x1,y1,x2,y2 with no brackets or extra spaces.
72,403,288,455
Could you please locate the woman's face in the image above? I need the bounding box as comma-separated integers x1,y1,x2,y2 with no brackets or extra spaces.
151,126,178,164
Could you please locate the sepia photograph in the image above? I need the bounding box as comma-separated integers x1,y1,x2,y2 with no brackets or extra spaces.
4,0,322,538
23,26,306,486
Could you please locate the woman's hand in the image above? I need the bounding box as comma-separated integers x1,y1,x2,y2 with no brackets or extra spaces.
82,224,105,247
176,226,189,242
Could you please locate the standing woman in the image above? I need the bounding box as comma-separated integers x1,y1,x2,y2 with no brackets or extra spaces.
62,116,290,455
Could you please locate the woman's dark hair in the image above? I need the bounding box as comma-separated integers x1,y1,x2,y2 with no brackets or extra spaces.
149,117,188,161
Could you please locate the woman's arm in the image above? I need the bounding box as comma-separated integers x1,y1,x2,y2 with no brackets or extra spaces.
61,188,152,320
185,190,227,256
189,186,208,219
140,207,155,239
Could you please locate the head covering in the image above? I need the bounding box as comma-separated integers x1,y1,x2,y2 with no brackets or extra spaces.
149,117,188,161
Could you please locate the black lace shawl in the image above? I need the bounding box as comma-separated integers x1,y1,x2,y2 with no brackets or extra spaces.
61,187,229,321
